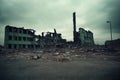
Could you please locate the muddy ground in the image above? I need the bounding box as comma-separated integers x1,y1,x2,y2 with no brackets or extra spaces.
0,47,120,80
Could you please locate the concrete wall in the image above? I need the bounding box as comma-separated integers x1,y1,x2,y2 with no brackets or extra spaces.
4,25,37,49
78,28,94,46
38,31,66,48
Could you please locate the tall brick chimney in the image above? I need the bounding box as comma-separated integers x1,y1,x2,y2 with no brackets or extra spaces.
73,12,76,42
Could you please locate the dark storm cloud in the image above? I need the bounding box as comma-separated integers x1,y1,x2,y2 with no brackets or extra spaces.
108,0,120,33
0,0,32,24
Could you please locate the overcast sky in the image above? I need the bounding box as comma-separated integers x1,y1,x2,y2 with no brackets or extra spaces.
0,0,120,45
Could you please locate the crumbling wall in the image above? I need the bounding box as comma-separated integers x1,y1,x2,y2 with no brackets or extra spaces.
78,28,94,46
72,12,94,46
4,25,37,49
38,29,66,48
4,26,66,49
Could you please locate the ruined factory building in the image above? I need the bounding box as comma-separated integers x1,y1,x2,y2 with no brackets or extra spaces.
4,12,94,49
37,29,66,48
73,12,94,46
4,25,37,49
4,25,66,49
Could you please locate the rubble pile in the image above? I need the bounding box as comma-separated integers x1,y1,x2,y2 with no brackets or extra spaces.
0,47,120,62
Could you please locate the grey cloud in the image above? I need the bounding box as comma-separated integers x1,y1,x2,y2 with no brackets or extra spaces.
0,0,30,24
105,0,120,33
0,0,120,45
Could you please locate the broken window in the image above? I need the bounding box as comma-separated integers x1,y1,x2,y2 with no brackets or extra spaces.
19,44,22,48
23,45,26,48
23,30,27,34
8,44,12,49
31,38,34,41
28,31,32,34
14,44,17,49
31,45,33,48
23,37,26,41
26,30,28,34
28,45,31,48
27,37,30,41
14,36,17,40
18,37,22,41
14,28,17,32
8,36,12,40
9,27,12,32
27,37,33,41
19,29,22,33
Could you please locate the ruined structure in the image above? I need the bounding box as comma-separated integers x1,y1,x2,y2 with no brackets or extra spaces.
4,12,95,49
105,39,120,48
4,25,38,49
37,29,66,48
73,12,94,46
4,25,66,49
73,12,77,43
78,28,94,46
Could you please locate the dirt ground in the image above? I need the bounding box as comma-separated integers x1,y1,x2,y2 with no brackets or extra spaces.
0,47,120,80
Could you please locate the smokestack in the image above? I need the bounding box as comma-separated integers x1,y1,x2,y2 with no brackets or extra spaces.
73,12,76,33
42,32,44,37
73,12,76,42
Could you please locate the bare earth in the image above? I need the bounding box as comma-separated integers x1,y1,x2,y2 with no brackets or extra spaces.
0,47,120,80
